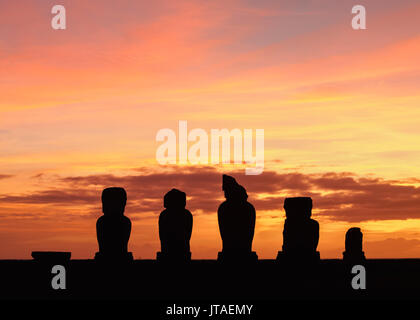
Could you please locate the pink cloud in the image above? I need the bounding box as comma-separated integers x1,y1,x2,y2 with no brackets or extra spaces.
1,167,420,222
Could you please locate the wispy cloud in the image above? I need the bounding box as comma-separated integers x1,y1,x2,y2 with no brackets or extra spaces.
1,167,420,222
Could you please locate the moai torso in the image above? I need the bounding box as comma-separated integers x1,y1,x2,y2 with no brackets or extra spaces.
218,200,256,253
97,215,131,255
282,218,319,253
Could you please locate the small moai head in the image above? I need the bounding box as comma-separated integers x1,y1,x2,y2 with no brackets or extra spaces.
164,188,186,209
283,197,312,219
102,187,127,216
345,227,363,253
222,174,248,201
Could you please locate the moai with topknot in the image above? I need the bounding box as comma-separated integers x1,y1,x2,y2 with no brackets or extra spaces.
217,174,257,263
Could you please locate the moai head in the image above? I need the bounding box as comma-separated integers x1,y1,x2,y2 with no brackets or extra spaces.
164,188,186,209
283,197,312,219
222,174,248,201
345,227,363,253
102,187,127,216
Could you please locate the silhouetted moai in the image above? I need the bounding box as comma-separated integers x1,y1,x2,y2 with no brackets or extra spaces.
343,227,365,263
95,187,133,262
277,197,320,263
157,189,193,262
217,174,257,263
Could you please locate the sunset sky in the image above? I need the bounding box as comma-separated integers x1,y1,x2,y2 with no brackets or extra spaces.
1,0,420,259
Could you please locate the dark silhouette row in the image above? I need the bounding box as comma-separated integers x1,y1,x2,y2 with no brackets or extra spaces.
93,174,365,264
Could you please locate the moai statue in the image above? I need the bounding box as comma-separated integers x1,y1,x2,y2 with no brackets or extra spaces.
343,227,365,263
217,174,257,263
277,197,320,263
95,187,133,262
157,189,193,262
